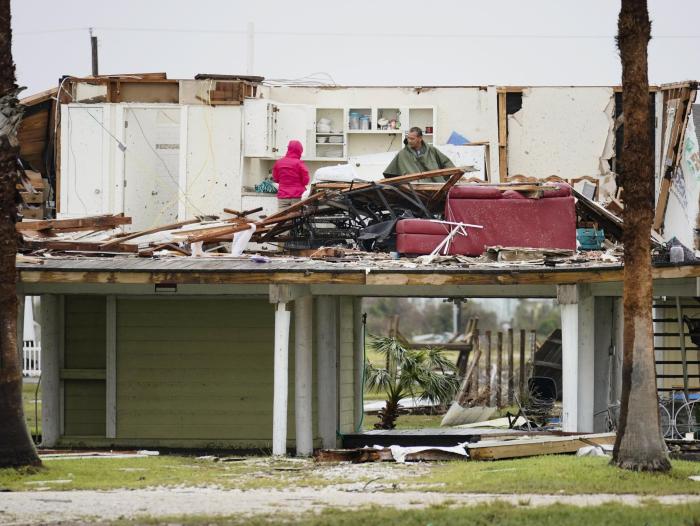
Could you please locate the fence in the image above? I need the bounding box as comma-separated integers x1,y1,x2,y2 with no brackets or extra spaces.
22,340,41,377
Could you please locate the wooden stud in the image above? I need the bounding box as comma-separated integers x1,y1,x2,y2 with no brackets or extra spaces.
496,331,503,408
507,328,514,405
485,330,492,402
519,329,526,400
498,91,507,183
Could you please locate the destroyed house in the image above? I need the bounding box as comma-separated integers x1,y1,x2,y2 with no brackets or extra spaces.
15,74,700,453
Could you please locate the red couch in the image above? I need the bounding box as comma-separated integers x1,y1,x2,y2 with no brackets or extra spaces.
396,185,577,256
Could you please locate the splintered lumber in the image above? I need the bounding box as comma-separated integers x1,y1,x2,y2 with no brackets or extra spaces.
24,239,138,253
100,218,200,248
466,432,616,461
17,214,131,232
315,448,393,463
427,170,466,210
223,207,264,217
180,221,255,243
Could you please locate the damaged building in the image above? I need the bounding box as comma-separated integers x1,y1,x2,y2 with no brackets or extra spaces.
14,74,700,454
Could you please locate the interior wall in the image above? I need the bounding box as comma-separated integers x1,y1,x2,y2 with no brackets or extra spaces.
507,87,615,183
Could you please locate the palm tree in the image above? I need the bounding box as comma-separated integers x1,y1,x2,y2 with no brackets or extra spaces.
365,336,460,429
612,0,670,471
0,0,41,468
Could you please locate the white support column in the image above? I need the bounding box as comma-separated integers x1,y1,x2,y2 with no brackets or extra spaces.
294,295,313,457
39,295,60,447
316,296,338,449
558,284,595,432
17,294,25,365
106,296,117,439
272,301,291,456
353,298,364,431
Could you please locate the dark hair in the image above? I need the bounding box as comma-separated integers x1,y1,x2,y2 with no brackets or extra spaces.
409,126,423,136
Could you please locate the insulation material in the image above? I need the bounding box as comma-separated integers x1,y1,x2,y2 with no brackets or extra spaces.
663,112,700,248
507,88,615,181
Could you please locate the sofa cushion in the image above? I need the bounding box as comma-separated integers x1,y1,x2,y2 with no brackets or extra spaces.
448,186,503,199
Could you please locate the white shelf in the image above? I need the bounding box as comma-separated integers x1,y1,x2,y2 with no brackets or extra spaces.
316,143,345,146
347,130,402,134
316,133,344,136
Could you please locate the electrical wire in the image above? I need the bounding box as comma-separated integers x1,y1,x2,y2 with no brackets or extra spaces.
15,26,700,40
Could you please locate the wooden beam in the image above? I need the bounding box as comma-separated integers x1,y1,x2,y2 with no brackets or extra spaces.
17,214,131,232
467,432,616,460
498,91,507,183
507,328,514,405
23,240,138,253
100,218,199,248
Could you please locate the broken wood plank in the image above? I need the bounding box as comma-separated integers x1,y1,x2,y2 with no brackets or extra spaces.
314,448,393,463
17,214,131,232
99,218,200,248
223,207,264,217
466,432,616,460
23,240,138,253
427,170,466,210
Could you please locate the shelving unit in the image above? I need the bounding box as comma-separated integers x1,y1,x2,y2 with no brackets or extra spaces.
313,107,347,160
244,101,436,163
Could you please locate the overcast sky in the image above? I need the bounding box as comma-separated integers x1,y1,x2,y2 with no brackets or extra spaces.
10,0,700,94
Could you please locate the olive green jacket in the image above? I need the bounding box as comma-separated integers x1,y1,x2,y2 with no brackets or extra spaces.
383,143,455,182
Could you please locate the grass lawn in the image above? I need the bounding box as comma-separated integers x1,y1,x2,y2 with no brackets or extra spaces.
115,502,700,526
22,380,41,439
362,412,445,430
2,455,700,495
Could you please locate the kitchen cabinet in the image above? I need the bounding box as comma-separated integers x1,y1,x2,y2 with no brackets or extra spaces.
243,99,314,158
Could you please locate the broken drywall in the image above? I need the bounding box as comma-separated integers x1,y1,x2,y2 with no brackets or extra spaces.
664,111,700,248
507,87,615,183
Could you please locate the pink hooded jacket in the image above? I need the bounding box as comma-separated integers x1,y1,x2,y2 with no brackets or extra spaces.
272,140,310,199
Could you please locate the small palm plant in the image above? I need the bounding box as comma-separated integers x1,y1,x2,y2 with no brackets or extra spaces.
364,335,460,429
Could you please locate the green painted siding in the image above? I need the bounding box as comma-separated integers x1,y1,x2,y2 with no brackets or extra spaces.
63,296,107,437
64,380,106,435
65,296,106,369
338,297,355,433
116,298,297,444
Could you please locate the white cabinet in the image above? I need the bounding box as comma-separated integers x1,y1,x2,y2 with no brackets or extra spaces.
244,99,314,159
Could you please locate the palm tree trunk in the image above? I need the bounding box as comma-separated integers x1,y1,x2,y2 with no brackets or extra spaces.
0,0,41,468
375,399,401,430
612,0,670,471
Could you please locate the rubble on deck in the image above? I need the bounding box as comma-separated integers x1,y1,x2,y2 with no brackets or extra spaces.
13,166,694,268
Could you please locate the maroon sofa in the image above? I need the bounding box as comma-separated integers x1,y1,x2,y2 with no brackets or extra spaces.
396,184,577,256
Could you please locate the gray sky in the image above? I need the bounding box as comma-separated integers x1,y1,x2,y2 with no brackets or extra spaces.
11,0,700,94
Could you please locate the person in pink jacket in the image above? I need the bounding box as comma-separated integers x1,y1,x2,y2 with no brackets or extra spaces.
272,140,310,211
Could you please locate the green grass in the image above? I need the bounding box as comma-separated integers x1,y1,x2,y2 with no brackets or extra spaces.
114,502,700,526
417,455,700,495
362,412,445,430
22,380,41,439
2,455,700,496
0,456,331,492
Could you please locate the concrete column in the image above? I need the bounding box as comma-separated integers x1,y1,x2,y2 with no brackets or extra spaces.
353,298,364,431
558,284,594,432
316,296,338,449
39,295,61,447
272,302,291,456
294,296,313,457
